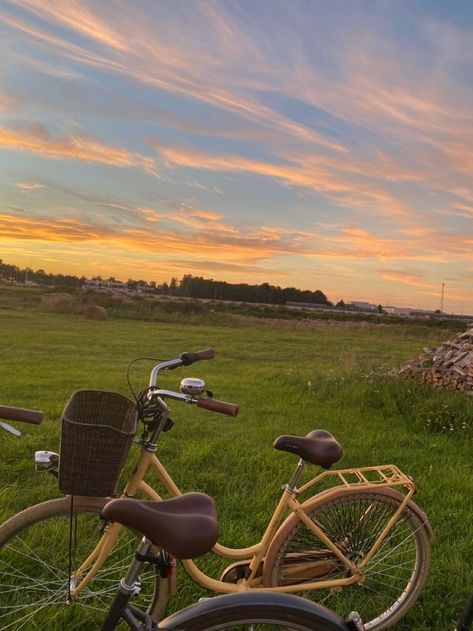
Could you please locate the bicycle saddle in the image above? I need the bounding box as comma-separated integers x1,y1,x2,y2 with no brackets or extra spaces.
101,492,218,559
273,429,343,468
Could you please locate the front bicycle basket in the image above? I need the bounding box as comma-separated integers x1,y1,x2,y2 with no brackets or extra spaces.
58,390,137,497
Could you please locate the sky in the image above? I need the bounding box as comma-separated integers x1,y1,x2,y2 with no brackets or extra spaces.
0,1,472,313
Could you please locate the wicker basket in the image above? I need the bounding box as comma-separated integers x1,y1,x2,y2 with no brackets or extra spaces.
59,390,137,497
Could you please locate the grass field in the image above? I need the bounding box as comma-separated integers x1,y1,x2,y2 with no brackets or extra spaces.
1,299,473,630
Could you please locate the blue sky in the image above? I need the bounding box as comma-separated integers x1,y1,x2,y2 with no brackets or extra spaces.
0,0,472,312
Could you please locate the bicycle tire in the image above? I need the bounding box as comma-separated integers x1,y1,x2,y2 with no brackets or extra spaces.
0,496,160,630
159,591,353,630
264,488,431,630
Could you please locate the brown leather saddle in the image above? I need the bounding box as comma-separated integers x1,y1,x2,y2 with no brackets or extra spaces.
102,492,218,559
273,429,343,468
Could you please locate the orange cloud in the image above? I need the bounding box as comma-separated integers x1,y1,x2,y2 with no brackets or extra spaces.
188,210,225,220
0,123,154,168
154,142,313,183
0,211,318,264
379,270,432,289
15,182,44,190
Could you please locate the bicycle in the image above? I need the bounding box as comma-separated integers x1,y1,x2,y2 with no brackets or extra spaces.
0,350,432,630
98,491,365,630
0,407,364,631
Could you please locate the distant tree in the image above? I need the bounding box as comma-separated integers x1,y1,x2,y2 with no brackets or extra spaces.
312,290,328,304
169,277,178,295
158,281,169,294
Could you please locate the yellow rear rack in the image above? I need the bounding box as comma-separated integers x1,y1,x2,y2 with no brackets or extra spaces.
297,464,415,496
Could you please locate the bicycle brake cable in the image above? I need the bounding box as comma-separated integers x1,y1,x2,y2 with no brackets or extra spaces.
126,357,163,402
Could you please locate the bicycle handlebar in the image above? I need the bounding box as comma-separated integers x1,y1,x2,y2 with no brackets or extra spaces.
149,349,216,386
0,405,44,425
196,397,240,417
180,348,215,365
147,349,239,418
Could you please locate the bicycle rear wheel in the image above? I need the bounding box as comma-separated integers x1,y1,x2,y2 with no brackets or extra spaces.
159,591,353,630
265,489,431,630
0,496,160,630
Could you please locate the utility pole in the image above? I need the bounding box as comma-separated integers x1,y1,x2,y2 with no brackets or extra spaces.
440,283,445,312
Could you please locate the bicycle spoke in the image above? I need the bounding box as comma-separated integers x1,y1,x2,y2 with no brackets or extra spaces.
271,491,428,629
0,507,159,629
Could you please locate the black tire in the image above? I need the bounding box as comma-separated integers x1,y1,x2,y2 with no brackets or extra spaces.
159,591,352,630
0,497,160,630
268,490,430,630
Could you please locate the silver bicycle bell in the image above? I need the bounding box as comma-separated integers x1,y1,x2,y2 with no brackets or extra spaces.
180,377,206,397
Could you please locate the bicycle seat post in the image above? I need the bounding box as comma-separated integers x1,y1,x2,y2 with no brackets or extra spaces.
286,458,307,492
121,538,153,595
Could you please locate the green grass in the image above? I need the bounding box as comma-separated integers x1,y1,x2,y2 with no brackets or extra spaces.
0,303,472,629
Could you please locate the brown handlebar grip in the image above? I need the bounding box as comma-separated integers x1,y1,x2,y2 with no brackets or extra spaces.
197,397,239,417
0,405,44,425
196,348,216,360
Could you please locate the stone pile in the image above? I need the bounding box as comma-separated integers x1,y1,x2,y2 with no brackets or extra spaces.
395,327,473,393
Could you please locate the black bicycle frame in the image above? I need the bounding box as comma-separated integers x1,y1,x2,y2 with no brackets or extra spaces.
456,592,473,631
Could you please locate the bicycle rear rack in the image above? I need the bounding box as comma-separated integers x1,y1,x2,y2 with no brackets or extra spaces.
297,464,416,497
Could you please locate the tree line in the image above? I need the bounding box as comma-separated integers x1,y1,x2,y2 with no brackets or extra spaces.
0,260,85,288
175,274,329,305
0,260,330,306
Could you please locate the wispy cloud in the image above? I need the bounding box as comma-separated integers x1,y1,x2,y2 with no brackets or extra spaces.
0,123,154,168
15,182,44,190
379,270,432,289
151,141,413,219
12,0,128,51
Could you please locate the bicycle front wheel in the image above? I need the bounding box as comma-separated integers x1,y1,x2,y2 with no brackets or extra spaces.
0,496,160,630
265,489,431,630
160,591,353,630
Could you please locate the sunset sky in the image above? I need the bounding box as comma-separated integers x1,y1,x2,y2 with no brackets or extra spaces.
1,1,472,312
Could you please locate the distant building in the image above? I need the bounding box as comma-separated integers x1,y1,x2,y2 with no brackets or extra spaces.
382,306,438,316
107,280,128,289
346,301,378,312
83,278,157,293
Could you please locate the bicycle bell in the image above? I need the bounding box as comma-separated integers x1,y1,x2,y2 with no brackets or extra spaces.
180,377,206,397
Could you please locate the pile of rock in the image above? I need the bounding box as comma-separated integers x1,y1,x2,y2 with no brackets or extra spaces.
395,328,473,393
